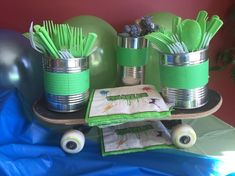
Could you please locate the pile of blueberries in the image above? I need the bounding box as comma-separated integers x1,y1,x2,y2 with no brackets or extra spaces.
120,16,158,37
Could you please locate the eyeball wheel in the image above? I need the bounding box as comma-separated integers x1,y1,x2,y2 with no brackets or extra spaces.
171,124,197,149
60,130,85,154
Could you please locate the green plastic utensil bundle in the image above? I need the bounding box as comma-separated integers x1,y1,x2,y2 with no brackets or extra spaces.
28,20,98,59
145,10,223,53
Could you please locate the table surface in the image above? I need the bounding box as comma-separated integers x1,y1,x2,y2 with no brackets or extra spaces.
2,89,235,175
183,116,235,174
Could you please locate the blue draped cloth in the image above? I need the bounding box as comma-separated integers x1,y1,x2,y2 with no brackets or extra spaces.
0,88,232,176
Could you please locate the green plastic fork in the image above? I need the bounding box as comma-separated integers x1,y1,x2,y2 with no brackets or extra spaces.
69,27,81,57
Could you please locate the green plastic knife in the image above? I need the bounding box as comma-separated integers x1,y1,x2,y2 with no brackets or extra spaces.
34,25,59,58
83,33,97,57
196,10,208,34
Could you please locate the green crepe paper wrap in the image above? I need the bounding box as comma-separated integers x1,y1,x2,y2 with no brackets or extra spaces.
160,60,209,89
44,69,89,95
117,47,148,67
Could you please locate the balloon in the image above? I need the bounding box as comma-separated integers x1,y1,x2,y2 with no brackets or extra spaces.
149,11,178,32
0,29,43,104
144,12,178,91
65,16,118,90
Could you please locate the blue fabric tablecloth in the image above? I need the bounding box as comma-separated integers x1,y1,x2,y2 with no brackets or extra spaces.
0,88,233,176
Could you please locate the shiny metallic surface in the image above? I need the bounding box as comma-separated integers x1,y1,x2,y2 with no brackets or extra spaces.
43,57,89,112
120,66,145,86
43,57,88,73
45,90,89,112
160,49,208,66
162,86,208,109
117,34,148,49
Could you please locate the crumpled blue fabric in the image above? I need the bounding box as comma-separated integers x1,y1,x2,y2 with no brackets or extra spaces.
0,88,233,176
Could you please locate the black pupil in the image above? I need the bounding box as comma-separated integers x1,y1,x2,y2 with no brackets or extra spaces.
180,136,191,144
66,141,77,150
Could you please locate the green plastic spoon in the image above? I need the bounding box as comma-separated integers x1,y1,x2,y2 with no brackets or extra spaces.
180,19,202,52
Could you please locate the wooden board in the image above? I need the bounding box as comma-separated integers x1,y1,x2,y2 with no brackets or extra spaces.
33,89,222,125
33,98,86,125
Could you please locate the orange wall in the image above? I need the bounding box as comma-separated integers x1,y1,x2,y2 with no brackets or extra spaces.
1,0,235,126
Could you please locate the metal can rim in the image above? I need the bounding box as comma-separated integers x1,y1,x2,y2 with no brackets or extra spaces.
43,57,89,73
117,33,148,49
160,48,208,66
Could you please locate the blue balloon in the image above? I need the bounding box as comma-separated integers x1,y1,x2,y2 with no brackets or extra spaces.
0,29,43,104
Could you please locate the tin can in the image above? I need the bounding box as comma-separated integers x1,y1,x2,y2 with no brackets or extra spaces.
43,57,89,112
159,49,208,109
117,34,148,86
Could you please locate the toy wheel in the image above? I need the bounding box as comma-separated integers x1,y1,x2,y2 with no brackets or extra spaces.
171,124,196,149
60,130,85,154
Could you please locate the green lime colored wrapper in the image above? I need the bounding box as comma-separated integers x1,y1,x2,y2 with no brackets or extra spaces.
160,60,209,89
44,69,90,95
117,47,148,67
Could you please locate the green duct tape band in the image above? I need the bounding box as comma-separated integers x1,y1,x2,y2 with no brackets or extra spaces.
44,69,90,95
117,47,148,67
160,60,209,89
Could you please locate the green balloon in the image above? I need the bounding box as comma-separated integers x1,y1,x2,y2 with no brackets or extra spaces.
144,12,178,91
145,48,162,91
65,16,117,90
149,11,178,32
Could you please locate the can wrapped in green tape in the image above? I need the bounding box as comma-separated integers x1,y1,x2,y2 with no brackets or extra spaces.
43,57,90,112
159,49,209,109
117,34,148,86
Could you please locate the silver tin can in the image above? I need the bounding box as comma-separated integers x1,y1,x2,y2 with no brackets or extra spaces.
120,66,145,86
160,49,208,109
117,34,148,86
43,57,89,112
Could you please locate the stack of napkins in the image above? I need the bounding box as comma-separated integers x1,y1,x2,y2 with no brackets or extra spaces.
101,120,173,156
85,85,171,127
